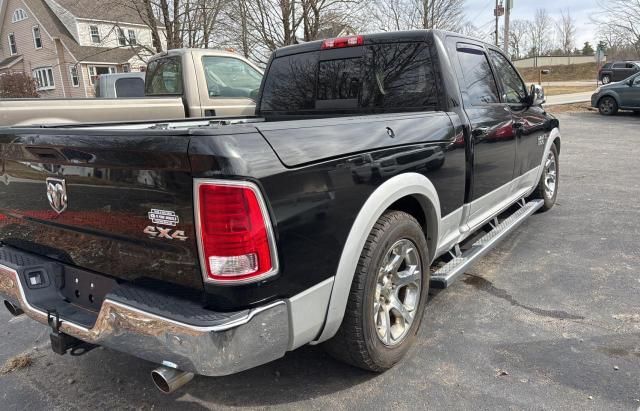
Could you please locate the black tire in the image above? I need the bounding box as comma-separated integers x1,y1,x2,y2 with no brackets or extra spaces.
324,210,429,372
598,96,618,115
529,143,559,212
601,75,611,84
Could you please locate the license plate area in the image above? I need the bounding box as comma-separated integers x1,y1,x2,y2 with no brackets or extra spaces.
60,266,117,312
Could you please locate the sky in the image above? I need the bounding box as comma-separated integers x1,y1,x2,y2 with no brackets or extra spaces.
465,0,601,48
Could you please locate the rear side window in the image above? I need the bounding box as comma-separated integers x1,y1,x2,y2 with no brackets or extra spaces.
456,47,499,105
115,77,145,97
260,42,438,115
612,62,624,68
364,42,438,110
145,57,183,96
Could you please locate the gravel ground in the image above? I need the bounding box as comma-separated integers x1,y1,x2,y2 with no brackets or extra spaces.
1,111,639,410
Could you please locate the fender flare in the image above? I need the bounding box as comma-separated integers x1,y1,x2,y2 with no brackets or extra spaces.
597,92,621,107
313,172,441,343
526,126,561,197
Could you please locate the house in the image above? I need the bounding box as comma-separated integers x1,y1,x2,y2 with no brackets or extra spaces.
0,0,164,97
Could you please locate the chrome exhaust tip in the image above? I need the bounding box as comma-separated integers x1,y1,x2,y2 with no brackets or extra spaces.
4,300,24,316
151,366,194,394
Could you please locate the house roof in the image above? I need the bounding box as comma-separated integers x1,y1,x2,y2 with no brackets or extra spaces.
47,0,148,25
26,0,139,64
0,55,24,69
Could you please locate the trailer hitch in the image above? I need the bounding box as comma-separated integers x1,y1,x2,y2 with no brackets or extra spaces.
47,309,96,356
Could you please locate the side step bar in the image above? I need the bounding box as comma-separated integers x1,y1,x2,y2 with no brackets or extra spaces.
430,199,544,288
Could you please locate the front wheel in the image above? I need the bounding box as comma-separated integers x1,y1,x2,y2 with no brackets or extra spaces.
529,144,559,211
598,96,618,115
324,211,429,372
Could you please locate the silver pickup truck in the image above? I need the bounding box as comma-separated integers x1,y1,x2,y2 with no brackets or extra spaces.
0,49,263,126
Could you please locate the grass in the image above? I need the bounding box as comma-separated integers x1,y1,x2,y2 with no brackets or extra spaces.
543,86,596,96
545,102,595,114
0,353,33,375
519,62,598,82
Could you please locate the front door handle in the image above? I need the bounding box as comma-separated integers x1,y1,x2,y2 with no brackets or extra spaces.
472,127,489,137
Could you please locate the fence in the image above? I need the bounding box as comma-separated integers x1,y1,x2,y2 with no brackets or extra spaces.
513,55,604,68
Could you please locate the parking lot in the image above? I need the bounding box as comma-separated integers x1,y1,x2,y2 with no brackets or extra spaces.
1,110,639,410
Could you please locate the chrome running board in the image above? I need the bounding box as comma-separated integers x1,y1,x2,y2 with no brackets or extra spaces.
430,199,544,288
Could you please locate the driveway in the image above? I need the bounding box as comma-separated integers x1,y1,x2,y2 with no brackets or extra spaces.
1,112,639,410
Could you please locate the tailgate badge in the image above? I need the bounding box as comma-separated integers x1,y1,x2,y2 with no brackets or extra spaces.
46,178,68,214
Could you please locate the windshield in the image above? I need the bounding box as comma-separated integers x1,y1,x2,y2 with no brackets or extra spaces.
202,56,263,99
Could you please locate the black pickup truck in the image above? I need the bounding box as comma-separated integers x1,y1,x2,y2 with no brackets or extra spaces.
0,30,560,393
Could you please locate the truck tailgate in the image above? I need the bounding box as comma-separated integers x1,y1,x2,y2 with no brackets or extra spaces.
0,128,202,291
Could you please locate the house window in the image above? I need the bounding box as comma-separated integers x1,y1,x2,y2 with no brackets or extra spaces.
33,67,55,90
8,33,17,55
128,30,137,46
88,65,116,85
90,26,100,43
33,26,42,49
118,28,127,46
69,66,79,87
12,9,28,23
122,64,130,73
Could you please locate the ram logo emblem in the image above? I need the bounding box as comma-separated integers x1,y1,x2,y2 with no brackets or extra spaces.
45,178,68,214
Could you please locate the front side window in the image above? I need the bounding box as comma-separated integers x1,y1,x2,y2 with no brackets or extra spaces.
488,49,527,104
69,66,79,87
8,33,17,55
33,67,55,90
456,47,499,105
145,57,183,95
90,26,100,43
202,56,262,99
118,28,126,46
33,26,42,49
128,30,137,46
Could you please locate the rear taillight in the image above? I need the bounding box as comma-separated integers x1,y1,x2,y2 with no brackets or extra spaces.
195,180,278,284
321,35,363,50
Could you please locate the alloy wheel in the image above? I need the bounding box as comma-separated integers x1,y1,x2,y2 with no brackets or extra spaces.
544,151,557,198
373,239,422,346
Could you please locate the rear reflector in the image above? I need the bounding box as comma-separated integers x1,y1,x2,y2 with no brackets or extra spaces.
321,35,363,50
195,180,278,284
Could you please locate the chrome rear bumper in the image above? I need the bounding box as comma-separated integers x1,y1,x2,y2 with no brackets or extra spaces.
0,263,290,376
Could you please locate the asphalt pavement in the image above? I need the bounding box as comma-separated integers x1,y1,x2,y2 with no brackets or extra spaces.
1,111,639,410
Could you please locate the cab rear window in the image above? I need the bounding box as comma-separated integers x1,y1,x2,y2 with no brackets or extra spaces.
260,42,439,116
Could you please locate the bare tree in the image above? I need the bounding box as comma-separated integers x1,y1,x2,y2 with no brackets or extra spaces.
371,0,466,32
555,8,576,55
508,19,529,59
528,8,552,57
592,0,640,57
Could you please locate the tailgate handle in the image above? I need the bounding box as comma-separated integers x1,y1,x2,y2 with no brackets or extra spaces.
27,147,65,161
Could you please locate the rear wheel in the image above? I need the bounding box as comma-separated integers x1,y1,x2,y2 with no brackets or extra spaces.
598,96,618,115
601,75,611,84
324,211,429,372
529,144,558,211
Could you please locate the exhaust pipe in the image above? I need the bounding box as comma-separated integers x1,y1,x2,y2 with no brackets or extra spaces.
4,300,24,316
151,366,194,394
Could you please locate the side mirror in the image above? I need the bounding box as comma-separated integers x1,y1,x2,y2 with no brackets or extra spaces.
528,84,545,106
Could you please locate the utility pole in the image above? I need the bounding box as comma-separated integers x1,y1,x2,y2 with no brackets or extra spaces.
503,0,510,54
493,0,504,46
494,0,499,46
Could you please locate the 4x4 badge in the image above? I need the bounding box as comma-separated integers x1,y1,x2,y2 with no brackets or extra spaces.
46,178,68,214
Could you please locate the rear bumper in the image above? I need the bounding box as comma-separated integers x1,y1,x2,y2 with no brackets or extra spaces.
0,256,294,376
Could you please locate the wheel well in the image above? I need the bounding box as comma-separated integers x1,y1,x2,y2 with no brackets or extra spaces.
597,94,618,107
388,195,438,263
